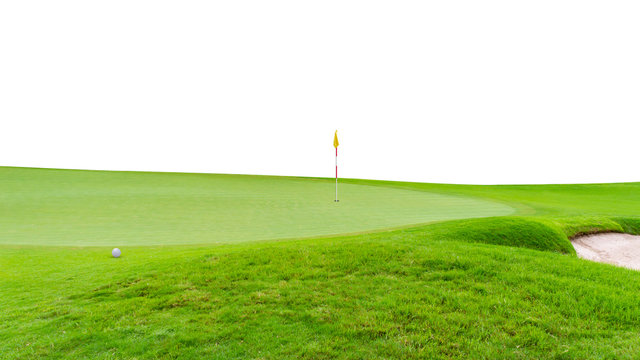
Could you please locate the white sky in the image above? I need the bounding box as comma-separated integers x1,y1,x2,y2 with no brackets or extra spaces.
1,1,638,184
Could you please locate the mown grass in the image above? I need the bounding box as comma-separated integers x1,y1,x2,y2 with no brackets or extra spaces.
1,168,640,359
0,167,513,246
343,179,640,217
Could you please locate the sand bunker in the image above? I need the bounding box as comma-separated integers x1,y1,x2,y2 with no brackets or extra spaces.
572,233,640,271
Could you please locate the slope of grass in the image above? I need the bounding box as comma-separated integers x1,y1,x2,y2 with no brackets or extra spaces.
422,216,576,254
1,167,640,359
2,232,640,359
614,217,640,235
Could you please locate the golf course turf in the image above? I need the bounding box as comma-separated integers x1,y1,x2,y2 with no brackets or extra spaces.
0,167,513,246
1,167,640,359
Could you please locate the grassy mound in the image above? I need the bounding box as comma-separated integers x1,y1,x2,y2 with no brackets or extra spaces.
422,217,575,254
3,230,640,359
614,217,640,235
410,216,640,255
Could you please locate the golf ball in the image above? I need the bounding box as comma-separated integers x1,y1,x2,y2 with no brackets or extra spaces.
112,248,121,258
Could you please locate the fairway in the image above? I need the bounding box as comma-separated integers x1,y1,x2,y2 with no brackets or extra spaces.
0,167,513,246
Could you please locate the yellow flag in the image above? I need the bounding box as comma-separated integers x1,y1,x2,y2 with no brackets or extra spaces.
333,130,339,148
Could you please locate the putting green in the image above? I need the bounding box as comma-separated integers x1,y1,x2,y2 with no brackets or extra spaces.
0,167,514,246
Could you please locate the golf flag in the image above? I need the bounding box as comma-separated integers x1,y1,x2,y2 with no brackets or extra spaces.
334,130,339,202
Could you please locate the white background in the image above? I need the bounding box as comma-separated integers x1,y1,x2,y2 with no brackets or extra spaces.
1,1,638,184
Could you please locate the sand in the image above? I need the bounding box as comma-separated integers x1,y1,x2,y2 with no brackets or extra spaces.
572,233,640,271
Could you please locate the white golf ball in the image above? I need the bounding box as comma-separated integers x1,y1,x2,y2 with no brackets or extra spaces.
112,248,121,258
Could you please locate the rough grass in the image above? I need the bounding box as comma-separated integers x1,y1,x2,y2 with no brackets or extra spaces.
614,217,640,235
3,232,640,359
422,217,575,254
2,168,640,359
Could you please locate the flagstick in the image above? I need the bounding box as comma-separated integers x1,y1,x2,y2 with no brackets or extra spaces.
335,147,339,202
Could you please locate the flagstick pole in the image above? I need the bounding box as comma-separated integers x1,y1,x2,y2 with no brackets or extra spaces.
335,147,339,202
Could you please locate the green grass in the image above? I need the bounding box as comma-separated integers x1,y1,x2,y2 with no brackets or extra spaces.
0,167,513,246
342,179,640,217
1,167,640,359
